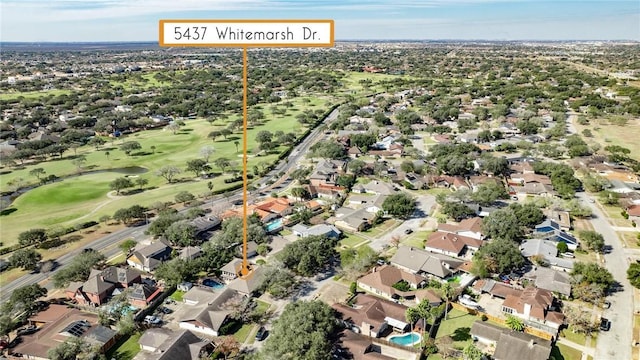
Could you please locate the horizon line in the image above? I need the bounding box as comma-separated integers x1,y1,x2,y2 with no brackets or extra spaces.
1,39,640,44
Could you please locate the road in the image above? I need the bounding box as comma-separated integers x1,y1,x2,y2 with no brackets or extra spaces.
576,191,634,360
0,107,340,303
368,193,436,251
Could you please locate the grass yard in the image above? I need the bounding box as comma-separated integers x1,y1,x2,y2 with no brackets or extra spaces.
551,343,583,360
232,323,256,343
107,253,127,265
363,219,399,237
402,230,431,248
170,290,185,302
435,309,478,350
1,96,327,247
339,233,370,248
255,299,271,314
560,327,588,346
106,332,142,360
621,231,640,248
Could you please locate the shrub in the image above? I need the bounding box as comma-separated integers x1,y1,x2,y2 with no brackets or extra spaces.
481,314,488,321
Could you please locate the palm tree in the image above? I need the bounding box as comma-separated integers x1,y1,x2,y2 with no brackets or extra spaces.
105,151,110,160
505,315,525,332
441,283,457,320
234,140,240,153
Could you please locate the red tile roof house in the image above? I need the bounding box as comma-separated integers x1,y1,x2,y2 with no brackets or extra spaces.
332,294,411,338
425,231,484,259
501,287,565,332
65,266,143,306
627,204,640,223
356,265,428,301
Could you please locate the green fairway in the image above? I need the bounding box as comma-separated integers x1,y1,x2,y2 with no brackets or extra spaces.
0,89,72,101
0,96,324,247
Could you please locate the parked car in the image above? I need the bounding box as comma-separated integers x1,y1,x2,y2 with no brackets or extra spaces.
158,306,173,314
404,228,413,234
144,315,162,325
602,300,611,309
562,252,575,258
255,326,268,341
600,318,611,331
16,325,38,336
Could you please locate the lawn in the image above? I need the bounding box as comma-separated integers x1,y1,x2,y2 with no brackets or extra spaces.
170,290,185,302
621,231,640,248
551,343,583,360
363,219,399,237
402,230,431,248
0,96,326,247
106,332,141,360
255,299,271,314
560,327,588,346
435,309,478,350
573,117,640,162
232,323,256,343
339,233,369,248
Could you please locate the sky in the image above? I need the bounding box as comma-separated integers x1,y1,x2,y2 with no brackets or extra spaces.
1,0,639,42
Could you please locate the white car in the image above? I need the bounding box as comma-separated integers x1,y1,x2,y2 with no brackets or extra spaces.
144,315,161,325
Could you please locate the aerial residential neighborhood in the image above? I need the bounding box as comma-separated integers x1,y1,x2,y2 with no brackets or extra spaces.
1,2,640,360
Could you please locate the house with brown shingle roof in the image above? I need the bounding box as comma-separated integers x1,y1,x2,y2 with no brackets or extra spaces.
332,294,410,337
65,266,142,306
501,287,564,330
437,217,484,240
425,231,484,258
471,321,552,360
389,246,465,279
356,265,427,301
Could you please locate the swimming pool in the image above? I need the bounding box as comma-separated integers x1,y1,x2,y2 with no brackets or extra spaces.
388,332,421,346
202,279,224,289
265,219,283,233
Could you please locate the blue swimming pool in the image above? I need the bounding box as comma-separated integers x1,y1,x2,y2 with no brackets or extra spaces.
389,332,421,346
202,279,224,289
265,219,283,233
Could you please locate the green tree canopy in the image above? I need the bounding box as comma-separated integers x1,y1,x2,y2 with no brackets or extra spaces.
382,193,416,219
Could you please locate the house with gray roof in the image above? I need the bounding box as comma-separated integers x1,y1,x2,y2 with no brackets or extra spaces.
523,267,572,296
389,246,465,279
291,223,341,239
135,328,213,360
127,240,172,272
534,220,577,250
520,239,574,270
178,287,245,337
470,321,552,360
334,207,374,232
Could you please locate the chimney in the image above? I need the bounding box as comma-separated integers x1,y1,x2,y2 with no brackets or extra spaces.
453,237,458,242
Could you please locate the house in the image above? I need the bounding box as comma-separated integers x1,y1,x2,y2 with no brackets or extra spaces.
14,305,118,359
357,180,397,196
437,217,484,240
534,219,578,250
501,287,564,330
609,180,635,194
356,265,427,300
346,193,387,214
65,266,142,306
348,146,363,159
627,204,640,222
179,246,203,261
183,286,219,306
220,259,243,283
523,267,572,296
135,328,213,360
178,288,242,337
425,231,484,258
127,240,172,272
389,246,465,279
470,321,552,360
291,223,341,239
334,207,375,232
520,239,574,270
471,279,522,299
309,160,347,186
227,265,265,295
336,330,419,360
468,175,503,191
128,283,163,308
236,241,258,258
332,294,410,338
544,210,571,231
190,216,221,236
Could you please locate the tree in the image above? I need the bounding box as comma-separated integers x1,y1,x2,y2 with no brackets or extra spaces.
259,264,298,299
482,209,523,242
441,282,457,320
52,250,104,288
571,262,614,303
166,122,180,134
195,145,214,164
150,145,156,154
164,221,197,247
120,141,142,156
220,128,233,139
473,238,525,275
71,154,87,172
256,130,273,144
10,284,47,314
216,336,240,360
18,228,47,246
186,158,210,177
135,177,149,190
628,262,640,289
578,230,605,253
509,202,545,228
29,167,46,181
47,337,93,360
156,165,181,183
557,241,569,254
406,299,441,346
234,140,240,153
175,191,196,204
278,235,338,276
480,155,509,176
291,187,311,200
471,182,508,206
208,130,221,141
261,300,337,360
564,306,598,335
105,151,110,160
110,177,134,195
436,335,455,359
119,239,137,255
441,202,476,221
9,248,42,270
214,157,231,173
348,159,366,175
462,343,483,360
382,193,416,219
505,315,525,331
